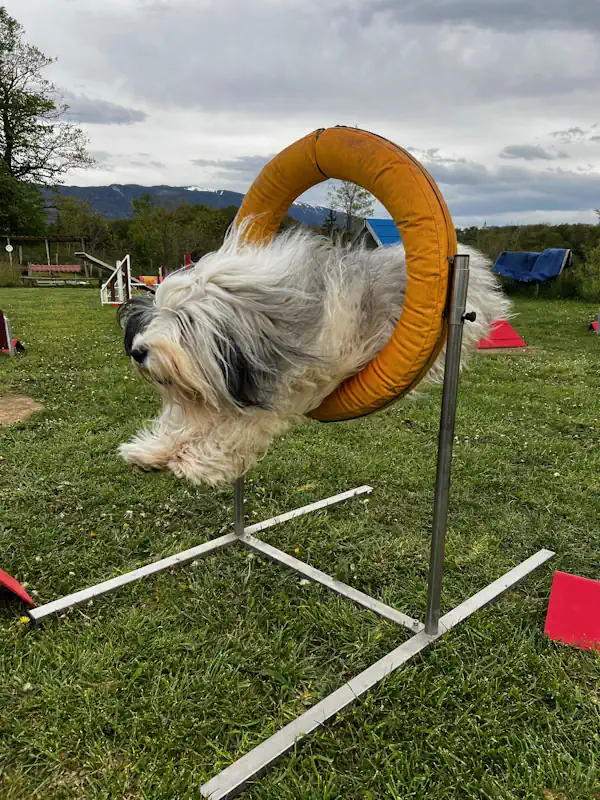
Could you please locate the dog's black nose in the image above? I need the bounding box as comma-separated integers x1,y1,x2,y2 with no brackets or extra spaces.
130,346,148,364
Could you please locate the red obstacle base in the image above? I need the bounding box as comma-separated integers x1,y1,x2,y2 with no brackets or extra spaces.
477,319,527,350
1,339,25,355
544,570,600,651
0,569,34,606
589,321,598,332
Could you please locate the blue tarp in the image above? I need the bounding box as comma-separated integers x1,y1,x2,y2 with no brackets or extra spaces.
493,248,571,284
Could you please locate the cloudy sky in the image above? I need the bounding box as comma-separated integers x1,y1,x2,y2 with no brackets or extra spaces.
10,0,600,226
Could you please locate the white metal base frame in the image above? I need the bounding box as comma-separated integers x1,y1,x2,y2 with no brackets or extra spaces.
26,253,557,798
201,548,554,800
26,483,554,800
26,485,375,625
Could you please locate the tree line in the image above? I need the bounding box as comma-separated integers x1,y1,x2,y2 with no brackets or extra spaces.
47,194,303,273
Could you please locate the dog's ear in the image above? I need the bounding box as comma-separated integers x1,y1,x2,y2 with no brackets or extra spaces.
216,328,273,409
215,322,323,411
118,297,154,355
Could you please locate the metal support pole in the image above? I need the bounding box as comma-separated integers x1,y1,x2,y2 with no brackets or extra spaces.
424,254,471,635
233,476,245,536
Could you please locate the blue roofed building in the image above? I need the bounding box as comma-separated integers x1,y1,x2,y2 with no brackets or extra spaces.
355,218,402,249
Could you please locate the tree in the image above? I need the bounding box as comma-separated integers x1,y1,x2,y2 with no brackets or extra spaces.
327,180,375,238
0,7,94,185
128,195,236,272
320,207,339,239
0,165,46,233
52,196,109,251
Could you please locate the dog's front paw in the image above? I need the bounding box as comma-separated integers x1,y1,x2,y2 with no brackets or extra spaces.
119,437,169,472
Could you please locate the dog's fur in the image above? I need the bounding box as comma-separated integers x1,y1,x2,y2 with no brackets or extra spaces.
118,226,510,486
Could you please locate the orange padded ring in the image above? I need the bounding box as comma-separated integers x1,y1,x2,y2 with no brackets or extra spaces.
235,126,457,422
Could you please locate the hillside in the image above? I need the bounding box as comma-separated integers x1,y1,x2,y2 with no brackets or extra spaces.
44,184,341,228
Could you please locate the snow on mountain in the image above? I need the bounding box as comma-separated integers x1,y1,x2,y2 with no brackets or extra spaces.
185,187,225,194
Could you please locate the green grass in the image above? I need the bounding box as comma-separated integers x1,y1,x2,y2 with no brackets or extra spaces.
1,288,599,800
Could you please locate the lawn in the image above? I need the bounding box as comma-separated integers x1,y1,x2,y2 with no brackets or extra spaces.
0,288,599,800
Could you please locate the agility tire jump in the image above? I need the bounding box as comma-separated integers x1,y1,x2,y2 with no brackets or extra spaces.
236,125,458,422
27,127,555,800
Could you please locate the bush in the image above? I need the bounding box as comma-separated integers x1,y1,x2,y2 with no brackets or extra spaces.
577,243,600,301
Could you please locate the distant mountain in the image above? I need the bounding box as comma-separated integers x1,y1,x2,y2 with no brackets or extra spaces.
45,184,342,228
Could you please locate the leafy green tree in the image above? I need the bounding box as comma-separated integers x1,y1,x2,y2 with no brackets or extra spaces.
320,207,339,239
128,195,236,272
0,165,46,233
52,196,109,251
580,239,600,300
0,7,94,233
327,180,375,237
0,7,94,184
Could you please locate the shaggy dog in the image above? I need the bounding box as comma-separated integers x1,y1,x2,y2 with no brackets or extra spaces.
118,226,510,486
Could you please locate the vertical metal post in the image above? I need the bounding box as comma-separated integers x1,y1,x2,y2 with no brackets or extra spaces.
117,258,125,304
125,255,132,301
233,476,245,536
424,254,471,635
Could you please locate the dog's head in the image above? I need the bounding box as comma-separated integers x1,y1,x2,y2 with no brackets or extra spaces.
118,244,322,413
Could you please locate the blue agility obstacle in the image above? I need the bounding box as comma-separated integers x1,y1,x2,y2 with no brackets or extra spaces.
493,248,572,284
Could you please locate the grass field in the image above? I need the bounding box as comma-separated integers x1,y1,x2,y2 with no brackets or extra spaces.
1,288,599,800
